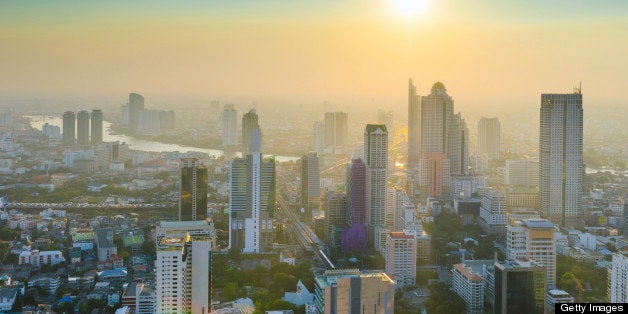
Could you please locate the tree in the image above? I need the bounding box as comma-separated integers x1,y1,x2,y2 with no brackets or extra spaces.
425,282,466,314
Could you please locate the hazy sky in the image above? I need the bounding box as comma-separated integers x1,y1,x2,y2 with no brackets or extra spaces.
0,0,627,109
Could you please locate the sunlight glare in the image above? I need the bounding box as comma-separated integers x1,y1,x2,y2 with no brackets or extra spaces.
392,0,427,18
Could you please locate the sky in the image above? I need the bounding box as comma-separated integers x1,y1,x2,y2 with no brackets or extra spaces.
0,0,627,110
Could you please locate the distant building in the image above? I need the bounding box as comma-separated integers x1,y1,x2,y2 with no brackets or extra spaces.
364,124,388,248
312,122,325,155
314,269,394,314
77,110,90,146
478,117,501,160
505,159,538,187
62,111,76,145
95,228,117,262
478,188,507,235
127,93,145,131
179,158,208,221
222,104,238,147
242,109,261,155
42,123,62,140
539,91,583,227
324,111,348,153
91,109,103,144
407,78,421,169
301,152,320,217
493,260,546,314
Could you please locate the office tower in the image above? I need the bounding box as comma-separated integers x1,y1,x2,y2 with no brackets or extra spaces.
300,152,320,216
506,219,556,289
494,260,546,314
324,111,348,153
90,109,103,144
221,104,237,147
364,124,388,247
341,158,368,251
312,122,325,154
62,111,76,145
179,158,208,221
385,231,417,286
314,269,395,314
539,91,583,227
324,191,347,247
608,248,628,303
449,113,469,175
156,233,213,314
418,154,450,197
229,153,275,252
478,117,501,160
505,159,539,187
127,93,145,131
76,110,90,146
242,109,261,155
42,123,62,140
478,188,507,235
408,79,421,169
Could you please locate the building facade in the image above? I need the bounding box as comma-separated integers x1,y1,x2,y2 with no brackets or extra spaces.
179,158,208,221
478,117,501,160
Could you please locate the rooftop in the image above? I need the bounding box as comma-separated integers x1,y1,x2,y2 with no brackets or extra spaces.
432,81,446,90
453,263,483,281
522,219,555,229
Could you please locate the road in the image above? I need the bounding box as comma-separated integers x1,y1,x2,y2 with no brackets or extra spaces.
5,202,172,210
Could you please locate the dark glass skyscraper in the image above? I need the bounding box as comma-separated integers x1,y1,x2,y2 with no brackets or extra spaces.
76,110,90,146
91,109,103,144
179,158,208,221
301,152,320,217
494,261,546,314
62,111,76,145
242,109,261,155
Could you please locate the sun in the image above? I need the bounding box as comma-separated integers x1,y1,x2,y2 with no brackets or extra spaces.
392,0,427,18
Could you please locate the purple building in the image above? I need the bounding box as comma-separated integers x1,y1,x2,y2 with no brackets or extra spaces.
341,158,368,252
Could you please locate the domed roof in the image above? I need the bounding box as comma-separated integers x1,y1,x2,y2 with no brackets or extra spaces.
432,81,446,90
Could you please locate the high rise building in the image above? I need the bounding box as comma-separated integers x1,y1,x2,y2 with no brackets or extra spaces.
127,93,145,131
539,91,583,227
76,110,90,146
506,219,556,289
300,152,320,216
608,248,628,303
342,158,368,251
421,82,453,156
229,153,275,253
623,203,628,236
505,159,539,187
364,124,388,247
156,233,213,314
312,122,325,154
493,260,546,314
385,231,417,286
324,111,348,153
62,111,76,145
408,79,421,169
478,117,501,160
242,109,261,155
451,260,495,314
324,191,347,247
449,113,469,175
90,109,103,145
478,188,507,235
314,269,395,314
221,104,238,147
418,154,450,197
179,158,208,221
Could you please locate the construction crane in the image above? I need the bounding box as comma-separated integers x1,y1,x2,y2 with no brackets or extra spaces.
562,272,585,302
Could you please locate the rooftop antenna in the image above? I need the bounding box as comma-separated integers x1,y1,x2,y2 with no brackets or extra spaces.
574,82,582,94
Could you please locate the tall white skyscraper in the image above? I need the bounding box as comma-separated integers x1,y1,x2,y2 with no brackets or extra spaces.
539,90,583,227
364,124,388,247
221,104,238,147
608,248,628,303
408,79,421,169
156,233,213,314
478,117,501,160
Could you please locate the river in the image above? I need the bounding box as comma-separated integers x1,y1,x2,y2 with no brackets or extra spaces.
27,116,299,162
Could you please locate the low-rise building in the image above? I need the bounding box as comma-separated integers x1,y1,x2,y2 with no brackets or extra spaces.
18,250,65,266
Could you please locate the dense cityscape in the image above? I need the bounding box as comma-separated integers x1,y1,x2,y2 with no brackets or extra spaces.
0,1,627,314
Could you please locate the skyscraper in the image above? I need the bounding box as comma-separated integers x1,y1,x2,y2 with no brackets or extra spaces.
407,79,421,169
221,104,237,147
478,117,501,160
312,122,325,154
364,124,388,247
324,191,347,246
91,109,103,145
385,231,417,286
179,158,208,221
62,111,76,145
539,90,583,227
342,158,368,252
300,152,320,217
229,153,275,252
493,260,547,314
242,109,261,155
76,110,90,146
128,93,145,131
608,248,628,303
324,111,348,153
156,233,213,314
448,112,469,175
